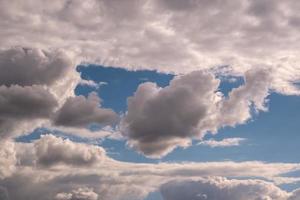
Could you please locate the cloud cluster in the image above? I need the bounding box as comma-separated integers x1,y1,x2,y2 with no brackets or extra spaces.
122,69,271,157
1,0,299,95
0,47,118,139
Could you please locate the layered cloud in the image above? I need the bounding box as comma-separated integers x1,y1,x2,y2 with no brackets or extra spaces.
121,69,271,157
0,135,300,200
160,178,300,200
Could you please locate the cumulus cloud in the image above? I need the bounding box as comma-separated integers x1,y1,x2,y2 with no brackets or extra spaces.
53,92,118,128
0,46,119,140
198,138,246,148
121,69,271,157
34,134,106,167
0,47,73,87
0,85,58,139
0,46,82,140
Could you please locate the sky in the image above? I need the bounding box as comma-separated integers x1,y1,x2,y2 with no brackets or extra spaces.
1,0,300,200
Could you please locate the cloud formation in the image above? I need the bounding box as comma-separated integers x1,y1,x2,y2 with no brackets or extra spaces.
122,69,271,157
0,47,118,139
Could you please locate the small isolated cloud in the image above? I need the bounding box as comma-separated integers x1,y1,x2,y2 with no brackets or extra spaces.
78,79,107,89
197,138,246,148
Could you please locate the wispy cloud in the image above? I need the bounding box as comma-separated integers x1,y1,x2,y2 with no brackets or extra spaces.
197,138,246,148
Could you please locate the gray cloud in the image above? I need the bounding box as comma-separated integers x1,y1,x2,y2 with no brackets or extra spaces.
53,92,118,128
0,47,73,87
0,85,58,139
121,69,271,158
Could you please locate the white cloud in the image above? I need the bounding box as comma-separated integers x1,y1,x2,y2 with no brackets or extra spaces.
198,138,246,148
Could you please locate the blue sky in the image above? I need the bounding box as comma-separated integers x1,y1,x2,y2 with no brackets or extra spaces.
18,64,300,165
74,65,300,164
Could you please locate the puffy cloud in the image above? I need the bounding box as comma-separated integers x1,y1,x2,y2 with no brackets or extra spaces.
34,134,106,167
160,177,290,200
0,47,73,87
53,92,118,128
0,85,58,139
198,138,246,148
121,69,271,157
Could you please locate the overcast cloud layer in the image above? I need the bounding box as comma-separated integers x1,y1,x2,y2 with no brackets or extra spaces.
1,0,300,95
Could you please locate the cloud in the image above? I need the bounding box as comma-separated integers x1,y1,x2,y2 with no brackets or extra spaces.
0,136,300,200
34,134,106,167
53,92,118,128
121,69,271,158
0,46,119,140
160,177,293,200
198,138,246,148
1,0,299,95
0,140,16,179
0,47,73,87
0,85,58,139
55,187,98,200
78,79,107,89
